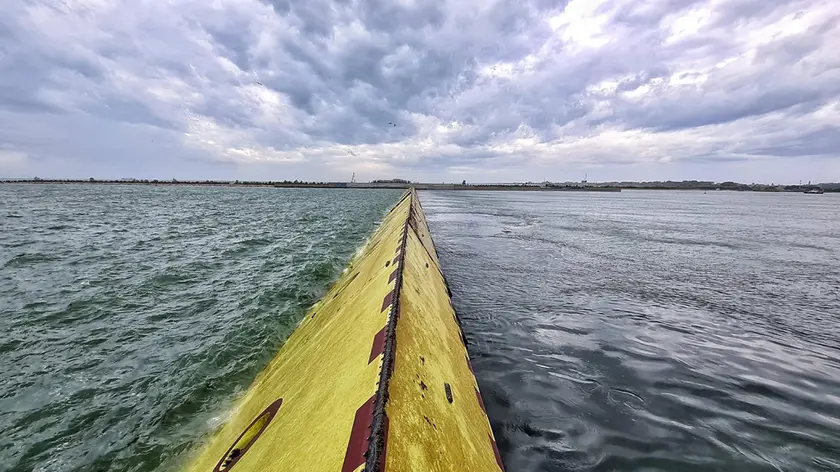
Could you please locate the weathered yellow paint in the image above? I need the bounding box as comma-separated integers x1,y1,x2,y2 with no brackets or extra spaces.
384,193,504,472
184,194,409,472
183,189,502,472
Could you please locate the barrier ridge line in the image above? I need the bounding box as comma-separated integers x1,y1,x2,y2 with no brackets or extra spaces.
365,189,412,472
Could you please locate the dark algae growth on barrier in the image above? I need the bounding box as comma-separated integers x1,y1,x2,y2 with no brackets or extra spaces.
421,190,840,472
0,184,402,471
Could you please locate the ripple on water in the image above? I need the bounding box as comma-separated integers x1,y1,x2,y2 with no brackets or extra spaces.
421,190,840,472
0,184,402,472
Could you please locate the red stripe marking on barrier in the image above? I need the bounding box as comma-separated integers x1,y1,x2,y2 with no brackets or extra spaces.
388,268,399,284
369,326,387,363
475,387,486,414
381,290,395,312
341,395,376,472
489,433,505,471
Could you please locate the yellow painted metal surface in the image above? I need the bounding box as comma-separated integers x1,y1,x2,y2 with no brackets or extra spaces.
184,194,409,472
384,194,504,472
183,189,502,472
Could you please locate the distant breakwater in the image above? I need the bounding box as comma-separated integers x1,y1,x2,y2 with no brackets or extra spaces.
5,179,839,192
1,179,620,191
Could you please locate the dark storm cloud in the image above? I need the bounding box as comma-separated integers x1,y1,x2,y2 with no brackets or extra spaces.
0,0,837,181
747,127,840,158
628,86,832,132
206,25,254,72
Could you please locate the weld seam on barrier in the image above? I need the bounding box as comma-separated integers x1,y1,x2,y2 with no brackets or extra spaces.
365,190,411,472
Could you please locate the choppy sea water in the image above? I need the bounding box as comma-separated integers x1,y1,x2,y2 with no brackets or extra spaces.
3,186,840,472
420,190,840,472
0,184,401,472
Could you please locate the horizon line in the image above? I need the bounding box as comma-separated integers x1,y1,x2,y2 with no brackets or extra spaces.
1,177,837,187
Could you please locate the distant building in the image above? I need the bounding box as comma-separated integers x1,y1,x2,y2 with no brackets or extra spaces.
372,179,411,184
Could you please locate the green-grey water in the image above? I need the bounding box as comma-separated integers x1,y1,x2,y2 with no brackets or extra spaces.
1,184,402,472
2,185,840,472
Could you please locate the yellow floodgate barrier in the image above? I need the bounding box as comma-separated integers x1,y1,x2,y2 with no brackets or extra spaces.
184,189,504,472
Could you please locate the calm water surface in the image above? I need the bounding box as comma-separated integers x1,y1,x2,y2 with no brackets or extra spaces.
0,184,401,472
420,190,840,472
2,186,840,472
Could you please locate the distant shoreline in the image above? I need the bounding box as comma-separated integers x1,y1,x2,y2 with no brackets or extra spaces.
1,180,622,191
2,179,838,192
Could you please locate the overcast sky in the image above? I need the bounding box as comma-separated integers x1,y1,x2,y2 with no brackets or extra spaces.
1,0,838,183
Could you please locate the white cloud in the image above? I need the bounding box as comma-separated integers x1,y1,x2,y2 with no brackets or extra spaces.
0,0,837,182
0,149,28,172
548,0,614,51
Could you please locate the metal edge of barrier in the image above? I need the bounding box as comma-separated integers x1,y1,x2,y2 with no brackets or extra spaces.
365,191,410,472
182,188,502,472
378,188,505,472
